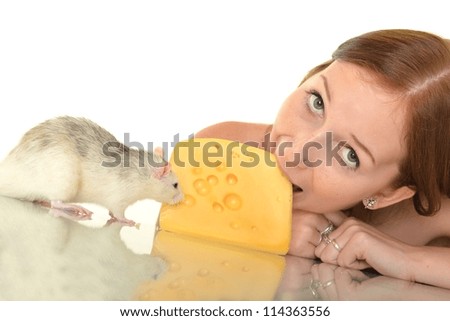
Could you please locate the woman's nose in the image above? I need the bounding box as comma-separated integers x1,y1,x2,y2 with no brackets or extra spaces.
277,132,328,170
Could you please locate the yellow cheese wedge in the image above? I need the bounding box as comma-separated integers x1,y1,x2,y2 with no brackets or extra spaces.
135,230,285,300
159,138,292,255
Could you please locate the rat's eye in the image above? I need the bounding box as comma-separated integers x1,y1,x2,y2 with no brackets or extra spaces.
173,183,178,189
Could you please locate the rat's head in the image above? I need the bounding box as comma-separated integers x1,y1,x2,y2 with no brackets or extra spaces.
148,152,184,205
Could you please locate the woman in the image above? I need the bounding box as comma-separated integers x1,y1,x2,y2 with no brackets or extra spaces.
196,29,450,289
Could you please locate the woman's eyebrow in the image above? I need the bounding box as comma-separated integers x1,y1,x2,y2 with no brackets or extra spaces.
321,75,332,103
351,133,376,165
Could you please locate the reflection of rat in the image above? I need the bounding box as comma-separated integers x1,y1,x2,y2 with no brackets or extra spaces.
0,116,183,226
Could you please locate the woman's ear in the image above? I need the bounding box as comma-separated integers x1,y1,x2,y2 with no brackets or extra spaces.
373,185,416,209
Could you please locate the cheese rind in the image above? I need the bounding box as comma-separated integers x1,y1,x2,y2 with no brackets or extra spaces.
159,138,292,254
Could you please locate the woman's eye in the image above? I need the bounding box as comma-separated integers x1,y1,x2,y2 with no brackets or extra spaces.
341,146,360,169
307,92,324,115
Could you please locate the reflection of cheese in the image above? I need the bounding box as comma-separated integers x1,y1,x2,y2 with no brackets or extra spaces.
136,231,285,300
159,138,292,255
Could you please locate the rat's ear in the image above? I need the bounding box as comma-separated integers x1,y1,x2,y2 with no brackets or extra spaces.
152,146,171,179
154,146,164,158
152,162,171,180
162,162,171,176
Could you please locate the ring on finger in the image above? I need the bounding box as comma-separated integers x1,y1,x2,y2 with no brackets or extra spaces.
331,239,341,252
322,234,332,245
321,279,335,288
309,279,322,299
320,221,335,237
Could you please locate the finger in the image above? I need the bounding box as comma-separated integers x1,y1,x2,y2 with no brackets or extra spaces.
337,245,371,271
285,255,317,274
314,231,332,257
316,219,335,238
316,262,339,276
315,217,349,255
334,266,355,286
332,267,359,299
292,213,332,247
310,264,342,300
333,266,373,299
323,211,348,226
288,239,317,259
315,263,339,300
315,232,344,264
316,229,373,272
314,216,339,246
294,210,335,227
315,216,366,257
336,266,370,283
278,257,315,291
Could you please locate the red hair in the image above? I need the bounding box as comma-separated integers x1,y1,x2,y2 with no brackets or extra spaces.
301,29,450,215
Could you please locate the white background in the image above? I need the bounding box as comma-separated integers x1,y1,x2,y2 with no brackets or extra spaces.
0,0,448,158
0,1,448,247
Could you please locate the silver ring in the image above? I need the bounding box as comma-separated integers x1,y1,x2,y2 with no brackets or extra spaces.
320,222,335,237
321,279,335,288
322,234,332,245
309,279,322,299
331,239,341,252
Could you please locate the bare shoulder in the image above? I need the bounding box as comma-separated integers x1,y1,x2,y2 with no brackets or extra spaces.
435,197,450,236
423,197,450,246
195,121,272,147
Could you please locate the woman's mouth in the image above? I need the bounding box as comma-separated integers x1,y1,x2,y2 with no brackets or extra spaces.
292,184,303,193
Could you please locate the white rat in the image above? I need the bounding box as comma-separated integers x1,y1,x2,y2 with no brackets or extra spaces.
0,116,183,226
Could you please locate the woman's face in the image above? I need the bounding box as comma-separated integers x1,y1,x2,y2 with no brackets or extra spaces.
270,61,407,213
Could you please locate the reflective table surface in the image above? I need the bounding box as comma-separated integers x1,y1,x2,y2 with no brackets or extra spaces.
1,195,450,301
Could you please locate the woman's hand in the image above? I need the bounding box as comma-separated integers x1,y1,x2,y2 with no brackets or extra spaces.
314,217,416,281
288,210,347,258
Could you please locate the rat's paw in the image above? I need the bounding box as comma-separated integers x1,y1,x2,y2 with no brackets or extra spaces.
105,213,137,227
49,201,93,221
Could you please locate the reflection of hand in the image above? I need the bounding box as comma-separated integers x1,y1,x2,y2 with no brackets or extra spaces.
309,263,450,300
276,257,450,300
274,256,317,300
275,258,375,300
309,263,370,300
